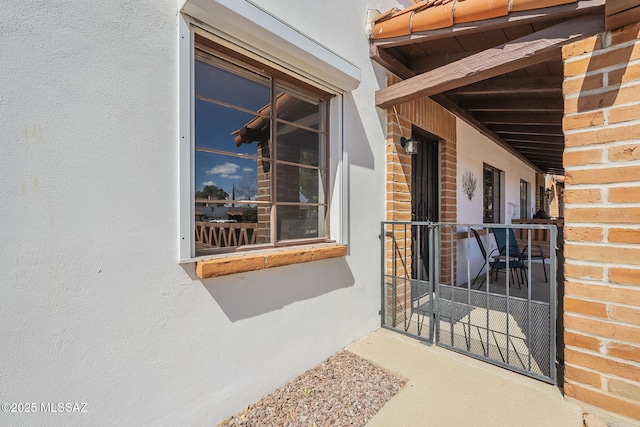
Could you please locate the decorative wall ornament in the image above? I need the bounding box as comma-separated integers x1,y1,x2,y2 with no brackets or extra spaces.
462,170,477,201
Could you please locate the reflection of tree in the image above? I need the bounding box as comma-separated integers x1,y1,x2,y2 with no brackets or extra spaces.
299,150,319,203
195,185,229,207
243,209,258,222
235,175,257,201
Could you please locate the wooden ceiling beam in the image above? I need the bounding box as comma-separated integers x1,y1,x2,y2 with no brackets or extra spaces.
489,124,563,136
370,0,605,48
411,51,482,74
460,98,564,112
375,14,604,109
606,0,640,31
433,94,543,173
514,154,563,162
447,76,563,96
474,112,563,125
509,144,565,152
370,44,415,80
518,159,564,167
501,134,564,144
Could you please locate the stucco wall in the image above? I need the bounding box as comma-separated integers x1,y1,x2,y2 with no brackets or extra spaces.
0,1,406,425
456,120,537,285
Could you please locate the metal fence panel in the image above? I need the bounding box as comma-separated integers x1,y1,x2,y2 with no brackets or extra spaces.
381,221,558,384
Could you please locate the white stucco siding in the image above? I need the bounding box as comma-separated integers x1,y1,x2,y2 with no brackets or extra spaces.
456,120,537,286
0,1,404,425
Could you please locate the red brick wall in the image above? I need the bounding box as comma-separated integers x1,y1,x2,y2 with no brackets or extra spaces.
562,22,640,421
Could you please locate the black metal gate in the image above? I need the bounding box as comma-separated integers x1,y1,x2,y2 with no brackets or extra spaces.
411,133,439,283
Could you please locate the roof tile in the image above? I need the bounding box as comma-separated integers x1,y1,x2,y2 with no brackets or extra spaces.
412,2,454,32
372,0,579,40
453,0,509,25
511,0,577,12
374,11,413,38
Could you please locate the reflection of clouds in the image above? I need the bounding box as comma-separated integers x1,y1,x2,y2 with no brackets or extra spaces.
242,167,253,172
207,162,240,178
202,180,216,188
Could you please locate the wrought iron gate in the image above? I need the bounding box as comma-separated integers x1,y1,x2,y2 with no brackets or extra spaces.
381,221,558,384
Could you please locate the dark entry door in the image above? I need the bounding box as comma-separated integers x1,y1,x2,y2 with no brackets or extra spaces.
411,133,439,281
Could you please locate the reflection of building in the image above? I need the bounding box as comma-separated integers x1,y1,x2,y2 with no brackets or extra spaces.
196,206,253,221
233,92,325,244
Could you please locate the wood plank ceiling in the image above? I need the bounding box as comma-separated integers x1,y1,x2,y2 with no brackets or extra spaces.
371,0,606,175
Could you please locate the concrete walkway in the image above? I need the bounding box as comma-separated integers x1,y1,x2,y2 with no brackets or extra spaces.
347,329,584,427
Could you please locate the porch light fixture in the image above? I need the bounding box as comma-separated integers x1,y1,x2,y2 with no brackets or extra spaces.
400,136,418,155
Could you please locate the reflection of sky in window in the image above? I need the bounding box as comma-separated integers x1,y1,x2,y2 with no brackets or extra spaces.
195,59,270,198
195,60,269,111
195,151,261,199
195,99,262,151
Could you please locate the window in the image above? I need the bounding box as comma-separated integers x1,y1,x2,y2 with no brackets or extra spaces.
520,180,529,219
193,36,330,256
483,164,502,223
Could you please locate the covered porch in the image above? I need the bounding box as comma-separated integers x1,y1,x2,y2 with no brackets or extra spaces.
374,0,640,423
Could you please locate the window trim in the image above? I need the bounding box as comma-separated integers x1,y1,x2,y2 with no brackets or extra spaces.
179,15,347,262
179,14,195,262
180,0,360,93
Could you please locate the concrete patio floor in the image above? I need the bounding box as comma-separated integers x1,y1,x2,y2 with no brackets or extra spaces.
347,328,583,427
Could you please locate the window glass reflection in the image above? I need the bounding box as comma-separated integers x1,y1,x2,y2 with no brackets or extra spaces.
195,99,270,153
276,164,324,204
195,151,269,207
277,205,324,241
193,44,329,254
275,83,322,130
195,59,270,112
275,123,324,166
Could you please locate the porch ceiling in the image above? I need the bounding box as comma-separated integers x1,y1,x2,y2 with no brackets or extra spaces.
371,0,607,175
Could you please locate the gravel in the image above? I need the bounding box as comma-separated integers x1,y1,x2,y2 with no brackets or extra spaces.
218,350,406,427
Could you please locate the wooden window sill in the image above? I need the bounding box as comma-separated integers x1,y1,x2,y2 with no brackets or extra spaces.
195,243,347,279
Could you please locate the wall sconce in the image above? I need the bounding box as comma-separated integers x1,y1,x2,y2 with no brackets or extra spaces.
400,136,418,155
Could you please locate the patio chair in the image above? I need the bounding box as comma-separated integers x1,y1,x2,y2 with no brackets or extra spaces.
471,228,521,289
493,227,548,284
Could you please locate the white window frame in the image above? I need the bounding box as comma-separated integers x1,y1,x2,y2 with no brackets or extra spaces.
178,11,354,262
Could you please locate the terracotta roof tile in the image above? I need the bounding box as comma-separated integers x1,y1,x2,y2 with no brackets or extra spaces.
453,0,509,25
372,0,578,39
511,0,576,12
412,1,454,32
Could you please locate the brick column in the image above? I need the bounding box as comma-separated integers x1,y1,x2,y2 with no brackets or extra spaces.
384,75,458,326
562,23,640,422
439,139,457,285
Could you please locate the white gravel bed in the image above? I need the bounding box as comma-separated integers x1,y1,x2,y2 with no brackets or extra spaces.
218,350,406,427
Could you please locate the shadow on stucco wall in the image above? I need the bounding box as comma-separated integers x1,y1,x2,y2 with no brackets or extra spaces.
343,93,375,171
194,258,354,321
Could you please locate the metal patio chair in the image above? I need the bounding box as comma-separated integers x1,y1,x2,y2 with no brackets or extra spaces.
493,227,548,284
471,228,525,289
